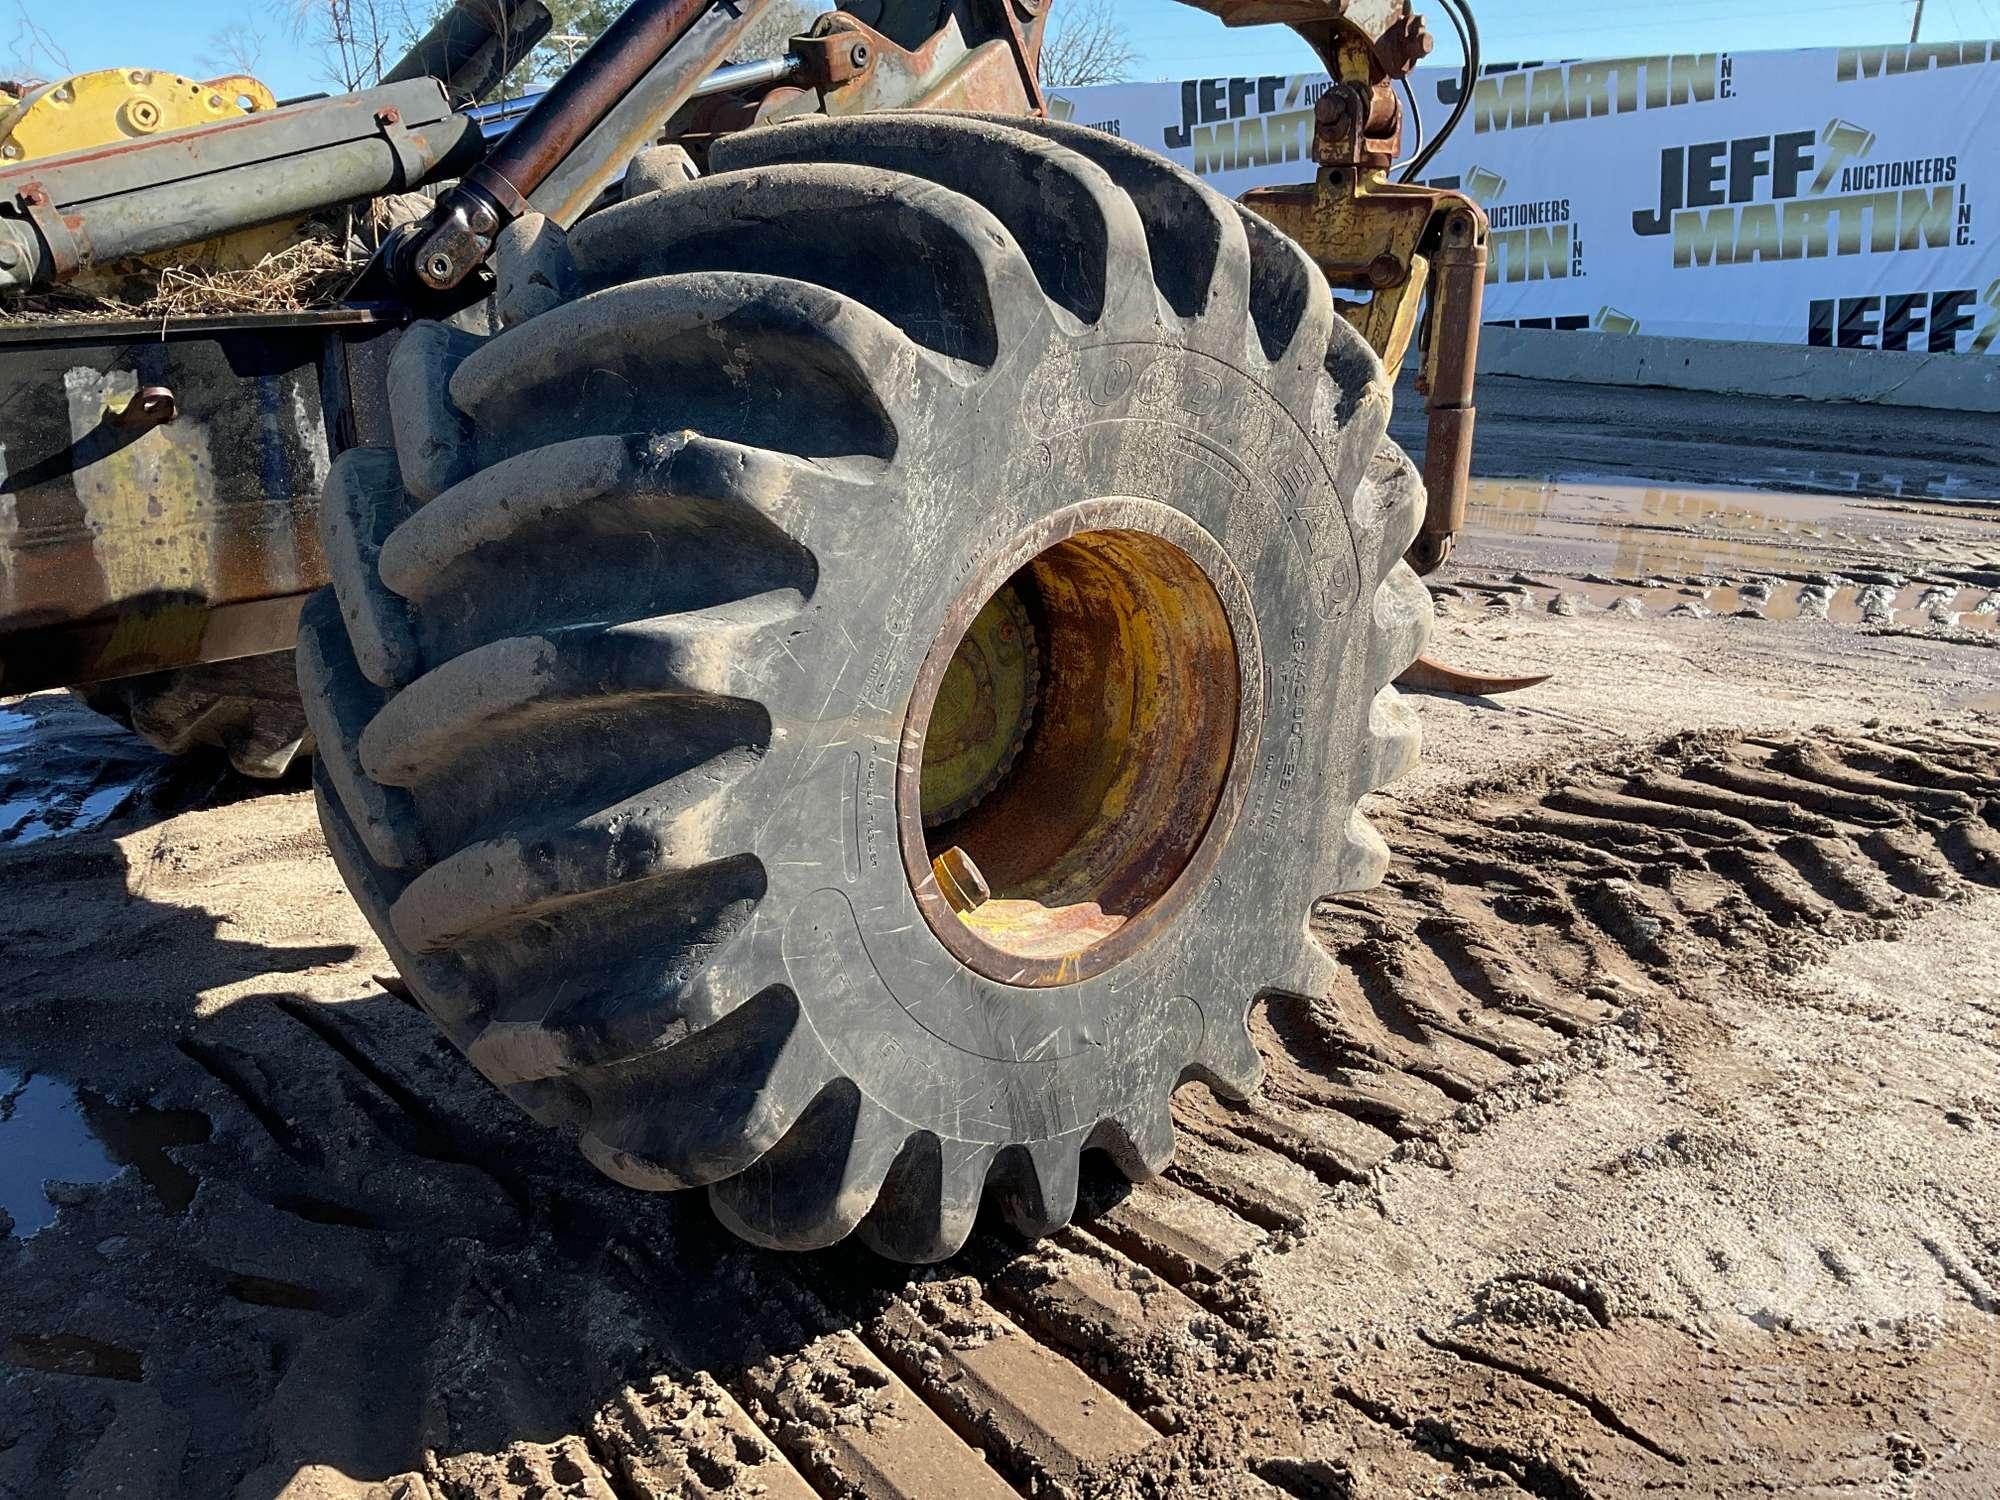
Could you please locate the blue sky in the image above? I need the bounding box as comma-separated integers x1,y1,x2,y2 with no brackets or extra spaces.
5,0,1991,98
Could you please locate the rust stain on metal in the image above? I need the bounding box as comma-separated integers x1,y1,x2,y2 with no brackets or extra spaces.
898,507,1255,987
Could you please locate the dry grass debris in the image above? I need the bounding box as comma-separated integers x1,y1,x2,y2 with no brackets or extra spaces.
0,233,352,326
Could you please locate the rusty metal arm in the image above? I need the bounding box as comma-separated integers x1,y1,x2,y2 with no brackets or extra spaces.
1219,0,1539,694
1408,195,1483,573
405,0,1048,288
783,8,1044,118
0,81,484,294
1225,0,1489,580
527,0,773,222
386,0,557,105
387,0,776,295
679,0,1047,143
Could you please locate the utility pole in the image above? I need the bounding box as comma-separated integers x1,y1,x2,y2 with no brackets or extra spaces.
1909,0,1924,42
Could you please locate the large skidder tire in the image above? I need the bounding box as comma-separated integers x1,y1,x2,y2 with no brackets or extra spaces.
300,114,1429,1260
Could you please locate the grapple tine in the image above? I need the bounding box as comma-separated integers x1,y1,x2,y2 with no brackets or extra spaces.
1398,655,1551,696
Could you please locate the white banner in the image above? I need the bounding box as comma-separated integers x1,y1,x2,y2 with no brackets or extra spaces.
1049,44,2000,352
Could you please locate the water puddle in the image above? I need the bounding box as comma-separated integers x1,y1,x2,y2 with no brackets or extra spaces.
1459,479,2000,583
0,695,172,846
0,1068,210,1237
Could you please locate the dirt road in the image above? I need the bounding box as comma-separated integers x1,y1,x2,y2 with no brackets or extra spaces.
4,422,1999,1497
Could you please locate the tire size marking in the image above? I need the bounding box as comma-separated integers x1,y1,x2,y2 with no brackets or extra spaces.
1257,625,1313,848
860,750,889,875
842,749,862,884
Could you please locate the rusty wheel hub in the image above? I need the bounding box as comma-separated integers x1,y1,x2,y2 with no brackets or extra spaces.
899,502,1253,987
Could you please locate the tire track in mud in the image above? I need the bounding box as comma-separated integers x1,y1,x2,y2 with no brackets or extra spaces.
6,724,1998,1498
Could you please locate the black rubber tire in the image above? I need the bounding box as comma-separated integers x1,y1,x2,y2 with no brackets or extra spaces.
77,651,311,779
299,113,1429,1260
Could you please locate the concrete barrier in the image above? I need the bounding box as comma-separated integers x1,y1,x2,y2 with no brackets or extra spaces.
1470,327,2000,413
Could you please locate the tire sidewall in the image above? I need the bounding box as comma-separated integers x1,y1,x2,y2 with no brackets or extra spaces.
738,330,1375,1148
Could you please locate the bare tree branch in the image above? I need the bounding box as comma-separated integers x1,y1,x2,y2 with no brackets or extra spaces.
5,1,70,85
1038,0,1137,88
277,0,414,90
204,19,270,77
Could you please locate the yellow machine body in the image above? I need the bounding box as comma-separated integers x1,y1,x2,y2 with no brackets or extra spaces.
0,68,295,282
0,68,277,158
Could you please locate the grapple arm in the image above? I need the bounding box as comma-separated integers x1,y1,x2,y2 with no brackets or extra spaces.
1214,0,1487,578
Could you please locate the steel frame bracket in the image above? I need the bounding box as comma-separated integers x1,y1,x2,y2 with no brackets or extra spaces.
11,180,87,280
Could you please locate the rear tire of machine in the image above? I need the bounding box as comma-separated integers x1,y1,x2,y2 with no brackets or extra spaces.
297,113,1430,1260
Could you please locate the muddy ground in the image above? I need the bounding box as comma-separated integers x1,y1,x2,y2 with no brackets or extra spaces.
4,387,2000,1498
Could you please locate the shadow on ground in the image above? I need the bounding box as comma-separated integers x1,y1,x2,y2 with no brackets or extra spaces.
0,741,1060,1497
